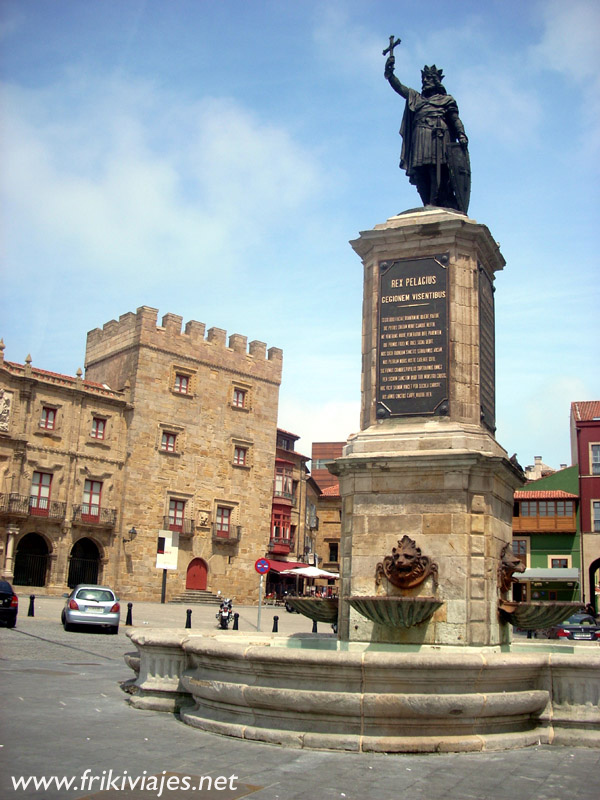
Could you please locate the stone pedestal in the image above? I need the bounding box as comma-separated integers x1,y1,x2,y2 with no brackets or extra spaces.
330,208,524,647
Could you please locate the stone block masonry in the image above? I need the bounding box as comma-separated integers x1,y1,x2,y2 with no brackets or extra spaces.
84,307,283,603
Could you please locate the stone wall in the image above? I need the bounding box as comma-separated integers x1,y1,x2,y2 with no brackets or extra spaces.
85,307,283,603
0,353,127,590
0,307,283,603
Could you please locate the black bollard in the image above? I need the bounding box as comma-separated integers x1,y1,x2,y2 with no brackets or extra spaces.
272,615,279,633
185,608,192,629
233,612,239,631
312,619,318,633
28,594,35,617
126,602,133,626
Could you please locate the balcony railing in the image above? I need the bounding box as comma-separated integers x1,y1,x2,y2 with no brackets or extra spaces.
0,493,67,521
512,514,577,533
268,536,295,554
162,516,195,537
211,523,242,543
72,504,117,527
273,489,297,506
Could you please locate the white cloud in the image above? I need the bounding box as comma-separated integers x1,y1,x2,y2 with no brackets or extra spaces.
312,1,385,77
529,0,600,161
458,72,541,146
1,76,325,282
530,0,600,81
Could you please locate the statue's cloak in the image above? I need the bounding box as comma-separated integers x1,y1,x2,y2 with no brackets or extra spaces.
399,88,459,180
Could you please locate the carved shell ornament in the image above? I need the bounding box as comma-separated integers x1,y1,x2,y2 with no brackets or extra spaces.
375,535,439,590
498,543,526,594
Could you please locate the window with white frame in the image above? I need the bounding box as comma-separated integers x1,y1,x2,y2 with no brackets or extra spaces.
549,555,571,569
593,501,600,533
592,444,600,476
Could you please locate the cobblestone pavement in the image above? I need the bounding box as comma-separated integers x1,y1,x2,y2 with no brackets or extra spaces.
1,598,599,800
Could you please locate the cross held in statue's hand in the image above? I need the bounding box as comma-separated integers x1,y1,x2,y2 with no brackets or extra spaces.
382,35,401,58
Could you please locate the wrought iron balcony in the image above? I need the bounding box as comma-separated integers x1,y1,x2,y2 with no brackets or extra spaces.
0,493,66,521
162,516,195,537
72,504,117,527
211,523,242,543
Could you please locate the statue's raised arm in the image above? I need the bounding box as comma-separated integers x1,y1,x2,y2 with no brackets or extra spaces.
383,36,471,214
382,36,409,99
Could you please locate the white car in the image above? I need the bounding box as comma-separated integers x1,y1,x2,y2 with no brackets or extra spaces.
61,585,120,634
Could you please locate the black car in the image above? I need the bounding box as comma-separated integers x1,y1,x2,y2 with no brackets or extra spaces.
0,580,18,628
548,613,600,641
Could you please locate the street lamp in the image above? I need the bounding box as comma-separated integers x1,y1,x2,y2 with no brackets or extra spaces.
123,526,138,543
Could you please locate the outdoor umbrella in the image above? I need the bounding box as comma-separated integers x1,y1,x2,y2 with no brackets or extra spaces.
280,566,340,579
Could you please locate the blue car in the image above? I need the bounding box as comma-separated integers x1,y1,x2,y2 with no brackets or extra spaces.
0,580,18,628
548,613,600,641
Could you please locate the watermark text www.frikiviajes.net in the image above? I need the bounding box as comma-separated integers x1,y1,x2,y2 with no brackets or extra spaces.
11,770,240,797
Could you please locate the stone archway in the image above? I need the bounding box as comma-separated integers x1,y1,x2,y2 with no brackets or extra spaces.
186,558,208,591
67,538,100,588
13,532,50,586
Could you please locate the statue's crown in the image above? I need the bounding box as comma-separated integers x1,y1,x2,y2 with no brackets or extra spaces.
421,64,444,82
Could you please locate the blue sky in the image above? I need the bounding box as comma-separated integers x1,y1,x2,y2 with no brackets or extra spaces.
1,0,598,469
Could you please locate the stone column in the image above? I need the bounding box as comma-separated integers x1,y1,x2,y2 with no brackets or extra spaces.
331,208,524,648
2,524,19,580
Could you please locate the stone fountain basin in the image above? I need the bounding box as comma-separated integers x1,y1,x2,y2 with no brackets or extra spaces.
498,601,583,631
284,597,339,623
347,595,443,628
123,628,600,753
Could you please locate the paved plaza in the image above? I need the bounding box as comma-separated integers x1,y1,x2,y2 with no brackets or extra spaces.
1,596,599,800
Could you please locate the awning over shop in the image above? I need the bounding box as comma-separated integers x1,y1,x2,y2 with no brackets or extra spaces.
518,568,579,583
267,559,309,573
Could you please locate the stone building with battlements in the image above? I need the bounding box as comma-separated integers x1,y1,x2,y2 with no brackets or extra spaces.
0,307,283,603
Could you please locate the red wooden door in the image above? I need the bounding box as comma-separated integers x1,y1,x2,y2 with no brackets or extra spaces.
186,558,207,590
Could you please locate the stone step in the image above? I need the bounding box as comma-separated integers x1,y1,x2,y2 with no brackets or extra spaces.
169,590,222,605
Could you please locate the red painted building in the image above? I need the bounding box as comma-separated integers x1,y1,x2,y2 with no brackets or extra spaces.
570,400,600,610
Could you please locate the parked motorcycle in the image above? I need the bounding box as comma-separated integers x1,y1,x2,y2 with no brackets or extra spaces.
216,599,233,629
284,594,301,614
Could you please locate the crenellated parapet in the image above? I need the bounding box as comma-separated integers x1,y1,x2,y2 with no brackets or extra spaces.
85,306,283,388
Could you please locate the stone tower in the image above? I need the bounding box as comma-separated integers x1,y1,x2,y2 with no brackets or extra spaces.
85,306,283,602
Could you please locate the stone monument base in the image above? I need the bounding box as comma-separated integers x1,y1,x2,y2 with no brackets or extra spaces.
331,418,522,646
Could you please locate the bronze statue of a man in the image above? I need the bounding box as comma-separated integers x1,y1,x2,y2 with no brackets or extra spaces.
384,43,470,213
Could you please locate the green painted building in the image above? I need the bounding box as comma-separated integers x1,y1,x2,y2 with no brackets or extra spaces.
512,466,580,603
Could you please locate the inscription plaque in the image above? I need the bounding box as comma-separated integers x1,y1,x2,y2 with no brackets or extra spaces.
478,264,496,431
377,256,449,417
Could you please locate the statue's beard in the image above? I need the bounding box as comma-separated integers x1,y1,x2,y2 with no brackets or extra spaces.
422,84,445,97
